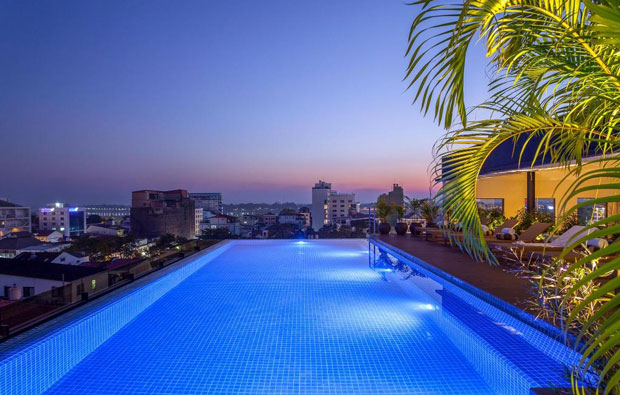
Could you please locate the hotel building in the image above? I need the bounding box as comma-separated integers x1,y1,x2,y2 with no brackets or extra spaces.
38,203,86,239
472,134,620,224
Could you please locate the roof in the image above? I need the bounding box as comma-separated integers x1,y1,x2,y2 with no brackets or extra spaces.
13,252,62,263
18,244,70,253
13,251,86,262
36,230,62,237
441,133,606,179
0,236,41,251
0,259,102,281
0,200,22,208
1,231,32,239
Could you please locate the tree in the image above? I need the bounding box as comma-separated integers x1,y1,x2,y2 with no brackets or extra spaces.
406,1,620,392
156,233,176,248
375,196,393,222
200,228,235,240
406,197,426,218
86,215,103,224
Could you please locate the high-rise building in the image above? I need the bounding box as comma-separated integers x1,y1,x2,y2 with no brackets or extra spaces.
385,184,404,207
311,181,331,231
130,190,196,239
38,203,86,239
189,193,222,214
0,200,31,237
311,181,358,230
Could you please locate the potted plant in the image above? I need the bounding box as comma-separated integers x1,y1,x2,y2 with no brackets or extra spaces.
375,196,392,235
394,205,408,235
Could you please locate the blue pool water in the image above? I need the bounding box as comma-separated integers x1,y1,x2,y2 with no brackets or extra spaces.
0,240,580,394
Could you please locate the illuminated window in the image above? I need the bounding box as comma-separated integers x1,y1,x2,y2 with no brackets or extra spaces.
524,198,555,216
577,198,607,225
476,198,504,213
91,279,96,290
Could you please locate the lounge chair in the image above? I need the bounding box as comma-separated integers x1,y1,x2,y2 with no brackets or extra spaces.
491,218,519,237
528,235,618,261
489,222,552,245
511,225,597,252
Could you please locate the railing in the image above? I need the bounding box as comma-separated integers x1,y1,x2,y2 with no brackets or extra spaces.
0,239,220,340
367,208,377,235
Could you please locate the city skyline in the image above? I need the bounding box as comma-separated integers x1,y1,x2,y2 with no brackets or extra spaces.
1,1,487,208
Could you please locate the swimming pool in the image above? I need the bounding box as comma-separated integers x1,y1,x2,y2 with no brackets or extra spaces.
0,239,579,394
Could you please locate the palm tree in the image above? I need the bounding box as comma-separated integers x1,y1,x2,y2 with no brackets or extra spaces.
405,0,620,392
405,196,426,217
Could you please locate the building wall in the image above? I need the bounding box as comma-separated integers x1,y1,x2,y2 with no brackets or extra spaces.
311,181,331,231
0,275,63,299
83,205,130,218
1,271,111,302
131,206,195,239
477,165,620,219
0,206,31,237
327,193,356,224
194,208,203,237
386,184,404,207
130,190,196,239
189,193,222,214
69,271,110,302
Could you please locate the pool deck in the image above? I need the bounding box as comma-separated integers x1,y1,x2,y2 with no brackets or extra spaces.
375,234,533,310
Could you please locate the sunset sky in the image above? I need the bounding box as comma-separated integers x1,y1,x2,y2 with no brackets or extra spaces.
1,0,489,207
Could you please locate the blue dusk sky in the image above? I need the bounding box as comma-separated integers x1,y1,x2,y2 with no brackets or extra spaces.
0,0,489,208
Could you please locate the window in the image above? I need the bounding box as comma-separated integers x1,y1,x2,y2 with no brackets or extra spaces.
23,287,34,298
76,282,84,296
91,279,96,290
577,198,607,225
524,198,555,217
476,198,504,213
3,286,9,298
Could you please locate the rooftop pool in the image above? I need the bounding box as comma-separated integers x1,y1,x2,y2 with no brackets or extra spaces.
0,239,580,394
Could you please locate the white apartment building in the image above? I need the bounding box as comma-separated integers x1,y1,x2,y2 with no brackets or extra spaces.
311,181,358,230
311,181,331,230
38,203,86,239
328,193,358,225
0,200,31,237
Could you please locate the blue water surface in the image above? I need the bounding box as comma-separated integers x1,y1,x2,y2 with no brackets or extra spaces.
45,240,497,394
